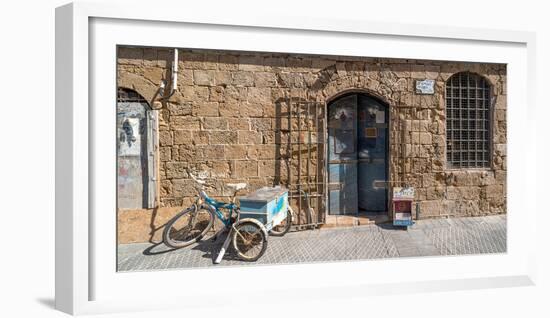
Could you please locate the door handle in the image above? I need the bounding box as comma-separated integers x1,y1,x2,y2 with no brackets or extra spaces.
328,159,359,164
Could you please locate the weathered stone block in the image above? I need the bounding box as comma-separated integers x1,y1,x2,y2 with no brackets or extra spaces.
142,67,164,84
197,145,224,159
173,130,192,145
287,57,312,72
193,102,219,117
193,70,215,86
210,161,232,178
118,47,143,65
209,86,225,102
178,69,193,86
426,186,445,200
165,162,188,179
160,180,172,197
202,117,228,130
218,55,239,71
264,56,286,69
248,144,278,159
167,102,192,116
238,55,265,72
444,186,460,200
227,118,250,130
219,102,242,118
239,102,264,117
425,65,440,80
495,109,506,121
419,200,442,217
248,87,272,105
419,132,432,145
262,104,277,117
231,71,255,87
495,95,506,110
223,86,247,104
209,131,238,144
159,147,171,161
225,145,249,159
485,184,503,199
174,145,197,161
172,179,196,197
432,135,445,148
180,52,205,69
180,85,209,102
458,186,481,200
238,131,262,144
254,72,278,87
192,131,209,145
250,118,272,131
171,116,200,130
258,160,277,177
233,160,258,177
214,71,232,86
159,130,173,146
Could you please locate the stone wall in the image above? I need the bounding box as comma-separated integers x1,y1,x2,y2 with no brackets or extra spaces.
117,46,506,243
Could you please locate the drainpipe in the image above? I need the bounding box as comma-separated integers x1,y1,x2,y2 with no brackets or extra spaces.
158,48,178,101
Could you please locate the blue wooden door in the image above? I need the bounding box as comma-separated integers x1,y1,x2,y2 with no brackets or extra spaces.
328,94,388,215
357,95,388,212
328,95,358,215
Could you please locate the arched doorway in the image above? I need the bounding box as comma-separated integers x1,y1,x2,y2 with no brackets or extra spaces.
117,88,157,209
327,93,389,215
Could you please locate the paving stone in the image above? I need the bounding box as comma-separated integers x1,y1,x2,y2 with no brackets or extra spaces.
117,215,506,271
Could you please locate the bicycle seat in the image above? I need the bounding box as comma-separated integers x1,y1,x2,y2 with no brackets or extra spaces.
226,183,247,191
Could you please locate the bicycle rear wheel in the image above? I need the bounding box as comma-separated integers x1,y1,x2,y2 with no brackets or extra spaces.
163,205,214,248
231,220,267,262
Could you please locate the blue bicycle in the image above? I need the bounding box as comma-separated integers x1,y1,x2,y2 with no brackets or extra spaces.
163,174,270,262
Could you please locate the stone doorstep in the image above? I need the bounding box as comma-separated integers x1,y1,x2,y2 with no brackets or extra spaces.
322,213,390,228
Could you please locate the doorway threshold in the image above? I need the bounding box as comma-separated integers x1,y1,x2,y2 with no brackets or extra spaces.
324,212,390,228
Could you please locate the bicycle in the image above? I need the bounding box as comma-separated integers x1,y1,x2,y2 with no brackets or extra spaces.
163,174,292,262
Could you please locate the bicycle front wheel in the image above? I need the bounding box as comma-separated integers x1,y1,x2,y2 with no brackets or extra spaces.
231,220,267,262
163,205,214,248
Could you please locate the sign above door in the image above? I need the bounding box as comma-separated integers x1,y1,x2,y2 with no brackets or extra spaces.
415,79,435,94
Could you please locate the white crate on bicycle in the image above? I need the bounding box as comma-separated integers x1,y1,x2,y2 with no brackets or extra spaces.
238,186,289,231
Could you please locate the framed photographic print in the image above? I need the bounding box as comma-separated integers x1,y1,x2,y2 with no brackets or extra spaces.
55,1,537,315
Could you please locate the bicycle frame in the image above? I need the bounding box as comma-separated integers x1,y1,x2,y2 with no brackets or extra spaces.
169,175,270,264
198,191,238,228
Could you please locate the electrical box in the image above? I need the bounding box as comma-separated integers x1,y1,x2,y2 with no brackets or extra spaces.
392,187,414,227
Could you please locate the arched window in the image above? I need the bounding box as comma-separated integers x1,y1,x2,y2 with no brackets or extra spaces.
445,72,491,169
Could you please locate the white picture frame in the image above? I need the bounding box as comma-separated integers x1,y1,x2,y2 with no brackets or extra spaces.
55,2,537,315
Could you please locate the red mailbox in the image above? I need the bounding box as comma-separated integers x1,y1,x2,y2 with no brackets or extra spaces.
392,187,414,227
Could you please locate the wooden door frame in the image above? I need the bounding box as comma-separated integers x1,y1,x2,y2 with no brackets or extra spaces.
324,90,392,219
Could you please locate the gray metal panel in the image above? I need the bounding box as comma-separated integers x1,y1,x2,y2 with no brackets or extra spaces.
146,110,158,208
117,101,148,209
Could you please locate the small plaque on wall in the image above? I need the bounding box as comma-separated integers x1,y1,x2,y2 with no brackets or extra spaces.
415,79,435,94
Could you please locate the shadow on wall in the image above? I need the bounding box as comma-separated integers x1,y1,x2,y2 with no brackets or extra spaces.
148,207,159,243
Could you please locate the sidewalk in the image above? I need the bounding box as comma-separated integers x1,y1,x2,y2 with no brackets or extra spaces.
117,214,506,272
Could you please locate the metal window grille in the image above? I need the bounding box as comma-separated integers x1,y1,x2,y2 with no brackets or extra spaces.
282,98,326,229
117,87,147,103
445,72,491,168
